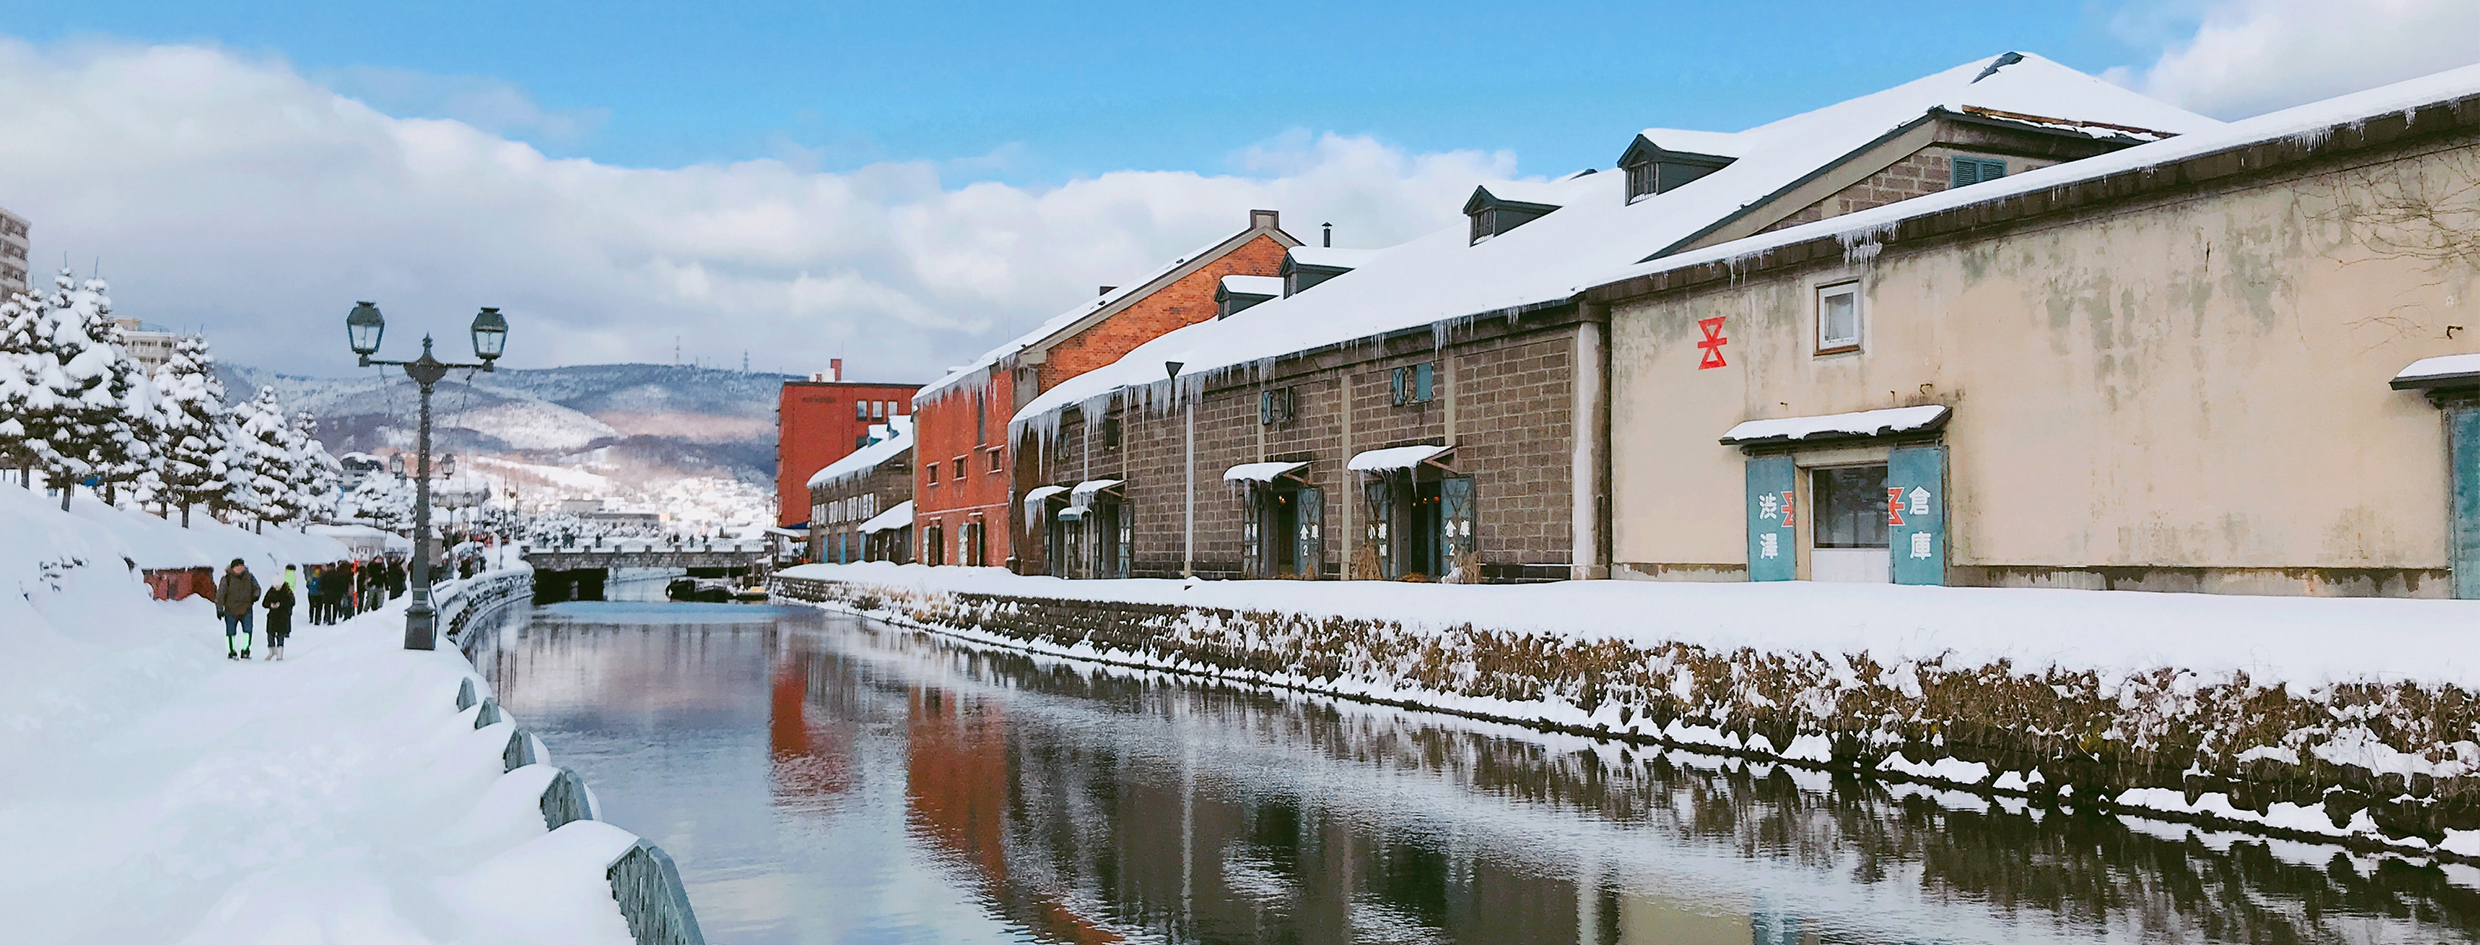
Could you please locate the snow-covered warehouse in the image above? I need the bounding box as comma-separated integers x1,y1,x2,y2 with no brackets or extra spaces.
1012,52,2210,582
1587,60,2480,597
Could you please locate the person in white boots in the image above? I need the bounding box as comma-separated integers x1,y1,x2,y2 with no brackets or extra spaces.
260,566,297,661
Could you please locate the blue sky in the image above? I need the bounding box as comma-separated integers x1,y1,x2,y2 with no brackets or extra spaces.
7,0,2476,376
15,1,2191,185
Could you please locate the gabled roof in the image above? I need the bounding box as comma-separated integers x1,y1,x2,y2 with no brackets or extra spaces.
1281,246,1384,274
1217,275,1283,300
1013,52,2214,432
1616,130,1743,168
807,415,913,490
1591,61,2480,303
1461,174,1594,215
916,215,1299,403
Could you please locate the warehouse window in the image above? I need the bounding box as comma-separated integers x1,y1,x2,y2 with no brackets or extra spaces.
1951,156,2007,188
1817,282,1861,353
1391,363,1435,405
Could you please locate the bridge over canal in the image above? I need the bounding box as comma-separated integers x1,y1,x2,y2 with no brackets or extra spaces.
523,537,777,601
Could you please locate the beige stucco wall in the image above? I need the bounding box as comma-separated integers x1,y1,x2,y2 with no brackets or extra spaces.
1613,140,2480,580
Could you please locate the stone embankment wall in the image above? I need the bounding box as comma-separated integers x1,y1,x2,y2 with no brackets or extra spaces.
451,570,709,945
775,574,2480,861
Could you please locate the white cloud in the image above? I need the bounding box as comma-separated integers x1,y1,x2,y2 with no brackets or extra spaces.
2121,0,2480,119
0,39,1506,380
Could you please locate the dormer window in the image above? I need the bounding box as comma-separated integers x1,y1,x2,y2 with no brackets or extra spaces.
1215,275,1282,318
1462,185,1561,245
1617,133,1738,203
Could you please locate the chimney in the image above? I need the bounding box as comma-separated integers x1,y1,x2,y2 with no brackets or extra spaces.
1250,209,1280,231
1098,286,1116,297
829,358,843,382
1322,222,1332,248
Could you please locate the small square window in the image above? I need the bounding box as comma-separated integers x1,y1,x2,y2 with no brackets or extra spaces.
1260,388,1295,425
1817,282,1861,353
987,449,1002,472
1390,365,1436,406
1951,156,2006,189
1102,417,1121,449
952,458,966,480
853,400,866,420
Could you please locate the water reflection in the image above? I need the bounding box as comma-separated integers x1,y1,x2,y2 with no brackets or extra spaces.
475,603,2480,945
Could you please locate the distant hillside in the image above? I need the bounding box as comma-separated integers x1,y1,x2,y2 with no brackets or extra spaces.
220,362,794,489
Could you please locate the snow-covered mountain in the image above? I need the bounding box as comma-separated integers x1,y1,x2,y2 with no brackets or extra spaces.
221,362,791,497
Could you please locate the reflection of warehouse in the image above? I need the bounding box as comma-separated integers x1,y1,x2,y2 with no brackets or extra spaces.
1591,68,2480,597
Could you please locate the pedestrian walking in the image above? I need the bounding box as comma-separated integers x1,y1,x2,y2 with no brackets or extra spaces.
305,567,327,625
215,558,259,660
262,567,297,661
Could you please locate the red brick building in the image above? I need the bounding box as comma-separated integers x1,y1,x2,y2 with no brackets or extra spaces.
912,210,1298,569
776,368,922,529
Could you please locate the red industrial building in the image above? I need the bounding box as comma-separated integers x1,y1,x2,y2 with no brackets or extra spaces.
911,209,1298,570
776,361,921,529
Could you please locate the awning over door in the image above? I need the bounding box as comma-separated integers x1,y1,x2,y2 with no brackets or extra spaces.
1223,461,1309,483
1719,405,1949,447
1347,444,1452,473
1070,479,1124,504
857,500,913,534
2393,353,2480,390
1022,484,1070,522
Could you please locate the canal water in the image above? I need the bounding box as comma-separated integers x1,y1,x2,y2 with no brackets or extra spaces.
471,597,2480,945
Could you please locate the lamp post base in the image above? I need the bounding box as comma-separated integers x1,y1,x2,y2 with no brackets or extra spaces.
404,593,437,650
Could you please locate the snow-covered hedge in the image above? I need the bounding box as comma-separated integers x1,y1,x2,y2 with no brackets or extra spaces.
775,563,2480,861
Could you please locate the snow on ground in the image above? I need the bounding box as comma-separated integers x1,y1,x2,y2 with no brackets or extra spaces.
0,486,639,944
779,561,2480,688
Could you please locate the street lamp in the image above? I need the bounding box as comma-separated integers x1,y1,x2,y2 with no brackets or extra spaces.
345,301,508,650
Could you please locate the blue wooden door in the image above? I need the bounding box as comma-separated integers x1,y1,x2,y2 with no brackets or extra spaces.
1745,455,1797,581
1888,445,1946,585
2454,405,2480,599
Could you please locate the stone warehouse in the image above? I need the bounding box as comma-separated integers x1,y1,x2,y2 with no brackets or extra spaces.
808,416,914,565
1007,53,2208,584
1590,65,2480,597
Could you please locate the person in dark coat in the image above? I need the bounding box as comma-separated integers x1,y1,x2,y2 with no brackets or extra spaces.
262,566,297,661
215,558,259,660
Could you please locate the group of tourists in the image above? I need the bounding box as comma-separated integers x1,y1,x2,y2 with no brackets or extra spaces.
209,557,407,661
304,559,402,624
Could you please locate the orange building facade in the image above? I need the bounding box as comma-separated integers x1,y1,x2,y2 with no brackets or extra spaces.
912,210,1299,570
776,375,922,529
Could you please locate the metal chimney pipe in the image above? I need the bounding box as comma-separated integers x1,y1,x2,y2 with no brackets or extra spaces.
1322,222,1332,248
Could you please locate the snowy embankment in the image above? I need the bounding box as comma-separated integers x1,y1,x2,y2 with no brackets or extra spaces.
0,487,652,944
777,562,2480,862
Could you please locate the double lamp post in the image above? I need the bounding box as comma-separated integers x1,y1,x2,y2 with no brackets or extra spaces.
344,301,508,650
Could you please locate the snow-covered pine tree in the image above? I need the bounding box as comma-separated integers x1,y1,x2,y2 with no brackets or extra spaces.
17,270,152,510
224,386,293,527
151,335,231,526
288,410,341,524
0,292,40,486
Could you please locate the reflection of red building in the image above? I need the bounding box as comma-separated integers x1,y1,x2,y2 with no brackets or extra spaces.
776,365,922,528
768,658,852,801
907,689,1123,944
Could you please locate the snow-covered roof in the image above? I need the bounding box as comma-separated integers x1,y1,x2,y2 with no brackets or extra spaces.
805,415,913,490
1719,405,1951,446
1014,52,2214,433
857,500,913,534
1223,461,1308,483
2392,353,2480,390
1070,479,1123,504
1218,275,1283,298
1348,444,1452,473
1468,175,1592,209
1626,127,1749,159
918,219,1292,404
1603,61,2480,299
1284,246,1384,271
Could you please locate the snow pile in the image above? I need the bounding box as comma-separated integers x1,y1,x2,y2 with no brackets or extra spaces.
778,562,2480,860
0,486,661,943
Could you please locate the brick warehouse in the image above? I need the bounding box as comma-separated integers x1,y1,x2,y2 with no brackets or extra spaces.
1011,53,2208,583
775,365,921,531
912,210,1298,569
807,416,914,564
